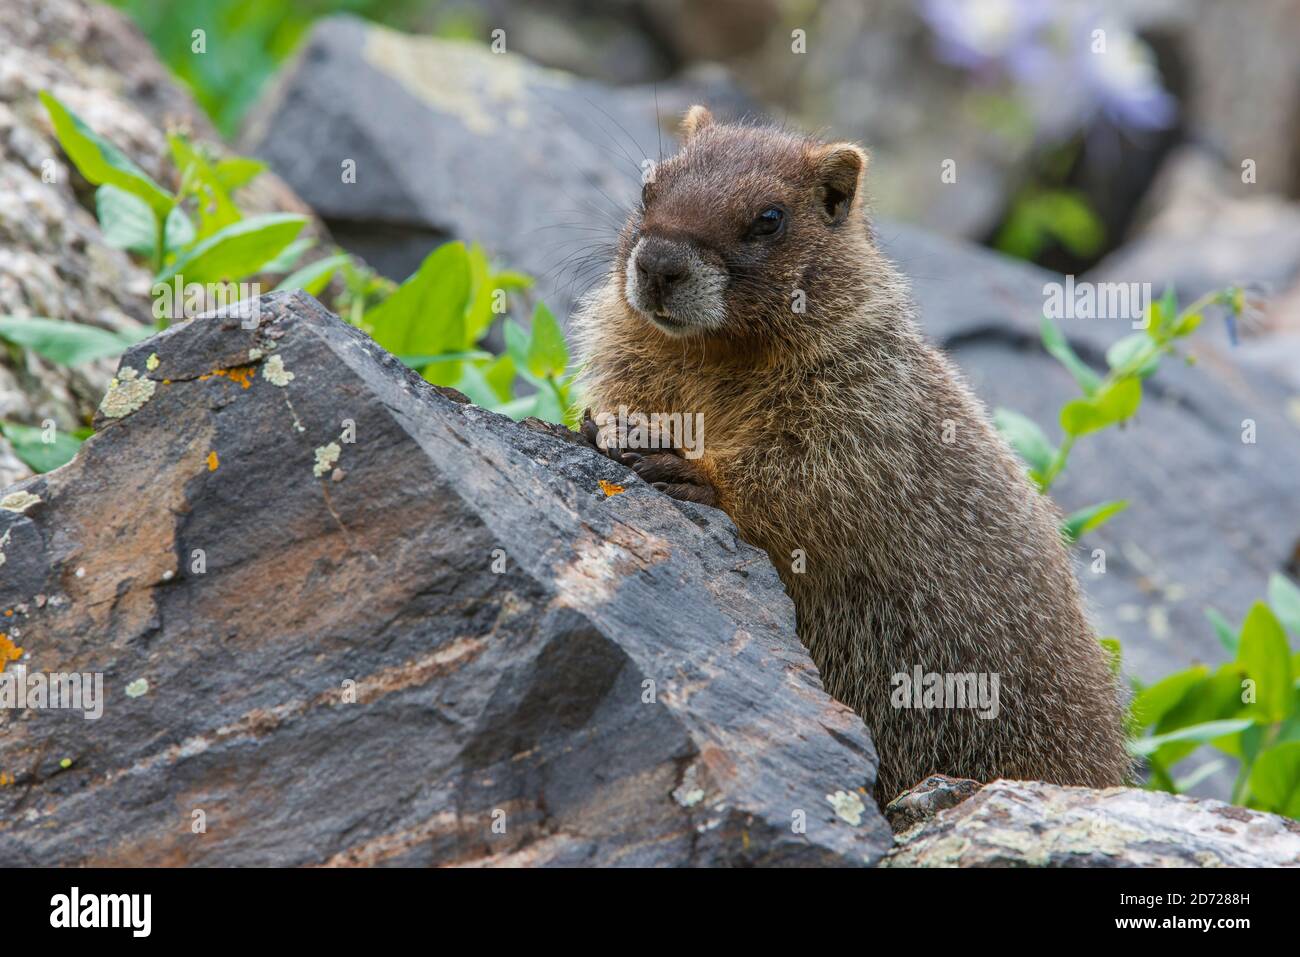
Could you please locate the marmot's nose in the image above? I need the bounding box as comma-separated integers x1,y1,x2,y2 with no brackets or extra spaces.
636,241,687,291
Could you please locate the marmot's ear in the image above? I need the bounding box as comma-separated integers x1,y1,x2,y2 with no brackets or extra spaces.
813,143,868,224
680,105,714,141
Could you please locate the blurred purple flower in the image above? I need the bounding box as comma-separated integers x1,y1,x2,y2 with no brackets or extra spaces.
917,0,1055,81
1078,23,1176,131
917,2,1177,135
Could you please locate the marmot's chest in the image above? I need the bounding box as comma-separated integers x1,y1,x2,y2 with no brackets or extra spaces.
615,377,755,453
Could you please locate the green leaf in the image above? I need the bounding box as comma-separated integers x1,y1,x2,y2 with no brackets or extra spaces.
1237,601,1293,722
1038,190,1105,257
993,408,1055,477
1061,500,1128,542
159,213,307,285
1268,573,1300,637
1173,759,1227,793
1171,311,1203,338
168,132,241,239
365,242,472,384
493,270,534,290
95,185,158,255
1059,377,1142,437
1098,637,1122,679
0,316,133,365
1147,286,1178,339
526,302,567,379
164,206,196,254
531,384,566,424
1040,317,1101,396
1129,718,1255,758
1205,607,1240,655
262,238,314,274
493,394,541,420
483,354,516,403
40,91,173,218
0,421,83,473
212,156,266,192
504,319,531,368
1105,333,1159,378
274,253,350,298
1248,741,1300,817
396,350,492,367
1149,663,1252,766
1131,665,1209,729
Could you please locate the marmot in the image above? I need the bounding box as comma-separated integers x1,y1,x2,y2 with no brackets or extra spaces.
575,106,1131,804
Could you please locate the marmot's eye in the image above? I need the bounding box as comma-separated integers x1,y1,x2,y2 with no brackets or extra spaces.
749,206,784,238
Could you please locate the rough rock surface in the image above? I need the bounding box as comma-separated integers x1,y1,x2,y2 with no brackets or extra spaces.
0,290,891,867
883,774,982,834
0,0,321,487
886,779,1300,867
239,15,752,316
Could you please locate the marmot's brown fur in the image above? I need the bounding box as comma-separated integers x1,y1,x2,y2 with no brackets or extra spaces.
575,107,1130,804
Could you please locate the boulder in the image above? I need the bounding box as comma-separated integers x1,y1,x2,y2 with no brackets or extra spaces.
886,779,1300,867
0,290,892,867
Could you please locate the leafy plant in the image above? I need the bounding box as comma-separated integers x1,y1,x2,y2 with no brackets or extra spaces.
361,242,577,427
5,92,573,477
1131,580,1300,816
995,287,1240,542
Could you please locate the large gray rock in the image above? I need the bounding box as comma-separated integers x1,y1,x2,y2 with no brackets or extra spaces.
886,779,1300,867
0,290,891,867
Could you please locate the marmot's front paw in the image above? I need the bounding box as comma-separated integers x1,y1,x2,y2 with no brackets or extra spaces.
580,409,717,506
580,408,624,462
621,449,718,506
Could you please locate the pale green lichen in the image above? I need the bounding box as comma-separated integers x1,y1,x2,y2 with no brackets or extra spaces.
125,678,149,698
827,789,866,826
1,491,41,513
262,354,294,387
313,442,341,478
247,347,263,362
361,26,570,135
98,367,156,419
145,352,160,371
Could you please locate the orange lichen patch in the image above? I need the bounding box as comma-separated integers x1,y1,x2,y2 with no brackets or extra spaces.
198,365,256,389
0,772,12,787
598,479,625,497
206,451,219,471
3,608,11,616
0,632,22,672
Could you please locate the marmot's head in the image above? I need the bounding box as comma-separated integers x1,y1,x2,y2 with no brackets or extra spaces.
619,106,872,341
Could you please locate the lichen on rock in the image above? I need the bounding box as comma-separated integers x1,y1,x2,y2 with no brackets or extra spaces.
263,354,294,387
312,442,340,477
98,367,156,419
0,490,41,513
